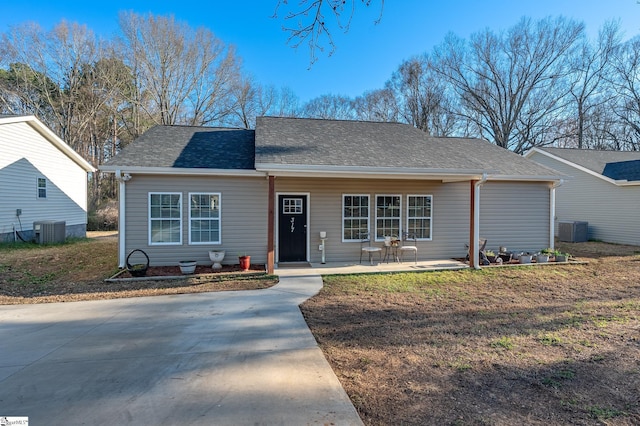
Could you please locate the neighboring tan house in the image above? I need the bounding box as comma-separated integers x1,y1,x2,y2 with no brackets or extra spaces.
101,117,564,272
0,115,96,242
526,147,640,246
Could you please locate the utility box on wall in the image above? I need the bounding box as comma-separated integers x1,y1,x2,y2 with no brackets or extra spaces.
558,221,588,243
33,221,66,244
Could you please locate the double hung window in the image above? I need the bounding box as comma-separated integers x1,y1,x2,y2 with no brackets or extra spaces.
342,195,369,241
149,193,182,244
407,195,432,240
189,193,221,244
375,195,401,240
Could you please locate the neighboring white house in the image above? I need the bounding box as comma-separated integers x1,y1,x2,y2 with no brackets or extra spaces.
0,114,96,242
525,147,640,246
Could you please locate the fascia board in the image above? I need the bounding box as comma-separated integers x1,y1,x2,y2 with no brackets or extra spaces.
256,163,494,179
100,165,266,177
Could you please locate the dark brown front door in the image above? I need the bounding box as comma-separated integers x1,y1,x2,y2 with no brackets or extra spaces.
278,195,307,262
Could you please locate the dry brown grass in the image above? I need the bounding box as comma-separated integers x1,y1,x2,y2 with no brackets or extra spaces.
0,234,277,304
301,241,640,425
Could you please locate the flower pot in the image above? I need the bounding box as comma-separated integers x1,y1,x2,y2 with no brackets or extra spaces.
536,254,549,264
519,254,532,264
555,254,567,262
239,255,251,271
179,260,197,274
126,249,149,277
209,250,226,270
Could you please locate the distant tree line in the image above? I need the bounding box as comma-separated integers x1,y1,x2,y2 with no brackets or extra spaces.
1,13,639,215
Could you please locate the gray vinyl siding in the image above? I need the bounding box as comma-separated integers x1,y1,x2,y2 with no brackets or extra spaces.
479,181,551,253
529,152,640,246
276,177,469,263
123,175,268,266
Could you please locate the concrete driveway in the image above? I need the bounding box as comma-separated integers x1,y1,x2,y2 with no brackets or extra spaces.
0,273,363,425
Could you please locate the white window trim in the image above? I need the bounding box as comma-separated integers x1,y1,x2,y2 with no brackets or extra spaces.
374,194,402,242
407,194,433,241
148,192,183,246
37,177,47,199
188,192,222,245
342,194,370,242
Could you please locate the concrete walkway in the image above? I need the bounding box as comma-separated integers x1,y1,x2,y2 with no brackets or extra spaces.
0,273,363,425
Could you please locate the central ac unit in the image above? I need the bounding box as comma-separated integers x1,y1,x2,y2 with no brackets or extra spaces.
558,221,588,243
33,221,66,244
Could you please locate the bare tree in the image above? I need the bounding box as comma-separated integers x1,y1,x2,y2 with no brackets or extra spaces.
567,21,620,148
302,93,355,119
433,17,584,153
611,36,640,151
274,0,384,64
352,88,399,122
117,12,240,126
386,54,459,135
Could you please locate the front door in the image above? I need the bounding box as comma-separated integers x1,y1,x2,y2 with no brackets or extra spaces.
278,195,307,262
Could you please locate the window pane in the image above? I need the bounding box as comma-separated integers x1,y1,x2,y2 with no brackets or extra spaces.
189,193,221,243
407,196,432,239
343,195,368,241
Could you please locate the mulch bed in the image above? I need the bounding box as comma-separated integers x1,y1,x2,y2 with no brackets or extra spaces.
114,264,266,279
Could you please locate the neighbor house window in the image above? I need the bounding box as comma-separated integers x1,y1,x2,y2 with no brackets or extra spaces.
189,193,221,244
343,194,369,241
407,195,432,240
375,195,401,240
37,177,47,199
149,193,182,245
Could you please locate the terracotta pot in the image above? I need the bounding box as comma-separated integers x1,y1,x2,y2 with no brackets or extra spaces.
239,255,251,271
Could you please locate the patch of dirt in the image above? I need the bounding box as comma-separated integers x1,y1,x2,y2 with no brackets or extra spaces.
301,241,640,425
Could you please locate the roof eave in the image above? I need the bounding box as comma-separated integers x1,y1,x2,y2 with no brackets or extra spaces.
256,163,497,180
99,165,265,177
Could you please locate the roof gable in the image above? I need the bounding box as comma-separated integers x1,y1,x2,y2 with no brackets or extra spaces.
533,147,640,183
0,115,95,172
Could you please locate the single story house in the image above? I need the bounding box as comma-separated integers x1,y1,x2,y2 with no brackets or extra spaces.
0,114,96,242
101,117,564,272
525,147,640,246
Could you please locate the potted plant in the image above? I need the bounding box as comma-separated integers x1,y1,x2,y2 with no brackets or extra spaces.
179,260,197,274
554,251,570,262
209,250,225,270
519,252,532,264
536,251,550,263
238,254,251,271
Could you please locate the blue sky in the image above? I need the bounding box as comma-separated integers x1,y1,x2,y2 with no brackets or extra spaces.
2,1,639,103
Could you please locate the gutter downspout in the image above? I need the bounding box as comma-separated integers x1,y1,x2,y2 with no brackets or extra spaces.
473,173,488,270
115,170,131,268
549,179,564,251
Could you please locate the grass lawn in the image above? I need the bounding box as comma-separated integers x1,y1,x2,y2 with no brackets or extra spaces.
301,241,640,425
0,233,277,304
2,235,639,424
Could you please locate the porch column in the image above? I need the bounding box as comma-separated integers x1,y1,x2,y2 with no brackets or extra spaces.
549,179,564,250
469,180,477,269
267,175,275,274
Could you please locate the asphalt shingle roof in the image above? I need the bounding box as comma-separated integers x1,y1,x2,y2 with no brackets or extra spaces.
103,125,255,170
102,118,563,179
255,117,561,177
540,147,640,181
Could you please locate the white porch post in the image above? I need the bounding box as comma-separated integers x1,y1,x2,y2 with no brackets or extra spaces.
116,170,131,268
472,174,487,270
549,179,564,250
